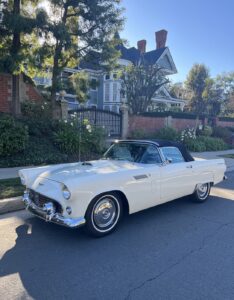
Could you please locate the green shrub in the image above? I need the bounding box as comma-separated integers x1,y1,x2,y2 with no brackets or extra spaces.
198,125,213,137
184,136,229,152
200,136,229,151
155,127,179,141
0,114,28,156
212,126,232,141
21,100,51,119
184,138,206,152
128,129,149,139
53,119,106,157
0,137,68,167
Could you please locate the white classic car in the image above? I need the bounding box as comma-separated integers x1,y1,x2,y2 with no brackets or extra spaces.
20,140,227,237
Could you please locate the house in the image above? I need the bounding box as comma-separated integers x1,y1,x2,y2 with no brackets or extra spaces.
34,30,186,112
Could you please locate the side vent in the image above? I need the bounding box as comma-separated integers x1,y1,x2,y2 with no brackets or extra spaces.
134,174,148,180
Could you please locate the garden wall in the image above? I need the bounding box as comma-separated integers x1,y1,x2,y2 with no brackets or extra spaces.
128,114,234,136
0,73,43,113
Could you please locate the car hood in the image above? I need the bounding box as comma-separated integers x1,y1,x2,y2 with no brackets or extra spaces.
37,160,143,183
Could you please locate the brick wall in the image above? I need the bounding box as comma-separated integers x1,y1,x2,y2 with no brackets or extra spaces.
171,118,198,130
128,115,234,136
0,73,12,113
217,120,234,128
129,115,165,134
0,73,43,113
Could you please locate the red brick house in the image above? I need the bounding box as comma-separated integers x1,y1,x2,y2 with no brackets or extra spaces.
0,73,43,113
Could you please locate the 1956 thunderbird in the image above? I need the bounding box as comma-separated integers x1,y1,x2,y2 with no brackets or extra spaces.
20,140,227,237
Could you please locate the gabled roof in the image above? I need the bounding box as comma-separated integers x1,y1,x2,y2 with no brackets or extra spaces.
143,47,167,64
117,44,177,74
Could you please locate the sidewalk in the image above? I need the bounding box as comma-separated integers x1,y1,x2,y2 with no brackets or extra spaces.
192,149,234,173
0,166,32,180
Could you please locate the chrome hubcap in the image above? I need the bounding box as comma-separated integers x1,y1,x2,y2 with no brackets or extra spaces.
93,198,117,228
197,183,209,199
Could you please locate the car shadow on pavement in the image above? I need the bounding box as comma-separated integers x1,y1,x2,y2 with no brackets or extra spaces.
1,195,234,299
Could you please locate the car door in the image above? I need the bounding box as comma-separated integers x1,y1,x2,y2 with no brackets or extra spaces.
159,146,195,203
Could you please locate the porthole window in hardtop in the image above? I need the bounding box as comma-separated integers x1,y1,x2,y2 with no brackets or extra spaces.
161,147,185,163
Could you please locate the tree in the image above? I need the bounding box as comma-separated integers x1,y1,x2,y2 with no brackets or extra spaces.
121,63,169,114
202,78,223,117
215,72,234,116
185,64,210,117
38,0,124,118
0,0,46,116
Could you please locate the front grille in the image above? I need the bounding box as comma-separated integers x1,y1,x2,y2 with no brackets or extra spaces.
29,189,63,213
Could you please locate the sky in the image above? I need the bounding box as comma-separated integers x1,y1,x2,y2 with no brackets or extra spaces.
121,0,234,83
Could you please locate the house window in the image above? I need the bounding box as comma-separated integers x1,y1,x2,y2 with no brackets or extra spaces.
105,74,110,80
104,105,110,111
104,82,110,102
113,82,118,102
113,73,117,79
90,78,97,91
112,105,118,112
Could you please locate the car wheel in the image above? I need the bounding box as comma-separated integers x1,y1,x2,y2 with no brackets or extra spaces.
85,193,123,237
191,183,211,203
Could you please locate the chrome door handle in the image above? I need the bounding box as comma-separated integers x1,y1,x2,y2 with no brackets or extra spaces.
186,165,193,168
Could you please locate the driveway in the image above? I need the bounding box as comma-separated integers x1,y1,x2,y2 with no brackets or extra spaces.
0,172,234,299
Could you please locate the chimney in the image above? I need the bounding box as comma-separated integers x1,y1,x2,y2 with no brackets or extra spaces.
137,39,146,53
155,30,168,49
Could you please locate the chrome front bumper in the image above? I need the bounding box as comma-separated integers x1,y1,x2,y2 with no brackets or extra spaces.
22,191,86,228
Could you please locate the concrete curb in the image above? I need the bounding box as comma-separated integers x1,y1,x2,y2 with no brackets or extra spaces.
0,196,24,215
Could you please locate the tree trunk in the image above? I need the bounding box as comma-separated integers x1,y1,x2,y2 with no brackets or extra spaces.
11,0,21,116
50,4,68,119
51,46,60,119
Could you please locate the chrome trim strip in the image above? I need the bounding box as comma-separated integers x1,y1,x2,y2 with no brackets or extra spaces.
22,192,86,228
134,174,148,180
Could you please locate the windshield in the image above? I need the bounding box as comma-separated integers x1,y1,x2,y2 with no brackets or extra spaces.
103,142,162,164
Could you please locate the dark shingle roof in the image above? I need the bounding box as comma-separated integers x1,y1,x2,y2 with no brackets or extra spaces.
117,45,166,65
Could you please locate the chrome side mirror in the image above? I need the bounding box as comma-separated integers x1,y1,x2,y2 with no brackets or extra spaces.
166,157,173,164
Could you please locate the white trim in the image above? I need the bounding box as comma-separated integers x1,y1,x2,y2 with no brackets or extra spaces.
156,48,177,75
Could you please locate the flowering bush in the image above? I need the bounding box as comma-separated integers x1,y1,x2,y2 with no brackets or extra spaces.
180,127,196,142
53,116,106,158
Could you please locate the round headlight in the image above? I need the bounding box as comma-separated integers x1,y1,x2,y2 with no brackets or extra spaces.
62,186,71,200
20,174,26,185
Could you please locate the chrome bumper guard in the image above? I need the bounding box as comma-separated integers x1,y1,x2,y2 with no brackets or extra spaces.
22,191,86,228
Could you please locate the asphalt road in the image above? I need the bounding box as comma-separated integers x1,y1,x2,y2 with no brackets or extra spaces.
0,172,234,300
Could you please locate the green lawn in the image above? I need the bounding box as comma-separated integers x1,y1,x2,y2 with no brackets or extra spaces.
221,154,234,159
0,178,24,199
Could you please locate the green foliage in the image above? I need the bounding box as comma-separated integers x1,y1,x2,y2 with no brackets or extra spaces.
68,72,90,103
155,127,179,141
128,129,149,139
0,136,68,167
53,118,106,158
198,125,213,137
21,100,51,119
185,64,210,116
184,138,206,152
0,1,47,75
0,177,25,199
213,126,234,140
184,136,229,152
39,0,124,111
0,114,28,156
53,121,80,155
